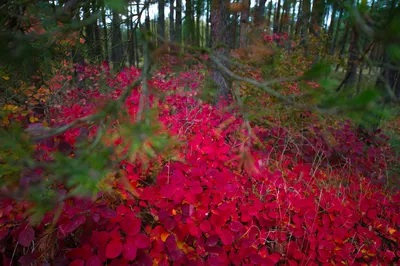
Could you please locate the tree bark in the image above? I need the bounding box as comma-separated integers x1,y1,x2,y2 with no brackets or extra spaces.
301,0,311,56
211,0,231,102
111,10,124,67
273,0,281,34
170,0,175,45
175,0,182,44
206,0,210,47
254,0,267,25
280,0,290,34
101,5,109,62
158,0,165,39
240,0,250,47
343,27,359,89
330,7,343,55
310,0,325,36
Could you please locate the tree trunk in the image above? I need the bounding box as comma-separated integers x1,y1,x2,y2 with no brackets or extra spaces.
196,0,203,46
158,0,165,39
101,5,109,62
128,4,135,66
335,20,350,71
273,0,281,34
185,0,195,44
280,0,290,34
327,1,337,39
343,27,359,89
170,0,175,46
84,2,96,62
301,0,311,56
240,0,250,47
330,7,343,55
310,0,325,36
176,0,182,44
211,0,231,102
111,10,124,67
254,0,267,25
295,0,303,36
205,0,210,47
267,1,273,27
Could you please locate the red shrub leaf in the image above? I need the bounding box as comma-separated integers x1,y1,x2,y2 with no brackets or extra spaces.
18,227,35,247
134,234,151,249
122,241,137,261
106,240,122,259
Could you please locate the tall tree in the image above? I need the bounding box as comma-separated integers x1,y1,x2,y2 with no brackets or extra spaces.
196,0,204,46
240,0,251,47
111,10,124,66
175,0,182,44
254,0,267,25
310,0,325,36
330,6,343,55
101,4,109,62
267,1,273,27
205,0,211,47
170,0,175,43
185,0,195,44
301,0,311,56
211,0,231,101
295,0,303,35
280,0,290,33
273,0,281,33
158,0,165,39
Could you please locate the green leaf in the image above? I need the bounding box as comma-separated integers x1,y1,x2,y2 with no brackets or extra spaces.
303,61,332,80
105,0,126,12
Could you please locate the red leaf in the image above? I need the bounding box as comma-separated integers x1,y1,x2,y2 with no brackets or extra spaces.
86,255,103,266
190,186,203,194
200,220,211,232
121,216,141,236
249,254,263,264
69,260,84,266
134,234,151,249
64,215,86,234
18,227,35,247
219,229,234,245
106,240,122,259
122,241,137,261
100,208,117,219
228,221,243,232
91,231,110,248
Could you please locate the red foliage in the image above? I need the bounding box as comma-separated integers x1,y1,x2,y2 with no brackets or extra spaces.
0,62,399,265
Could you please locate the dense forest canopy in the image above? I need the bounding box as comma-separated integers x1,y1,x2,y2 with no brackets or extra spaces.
1,0,400,265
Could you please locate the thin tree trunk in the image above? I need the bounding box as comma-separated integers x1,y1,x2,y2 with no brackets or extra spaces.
185,0,195,44
255,0,267,25
111,10,124,67
240,0,250,47
170,0,175,50
295,0,303,36
158,0,165,40
196,0,203,46
335,21,350,72
273,0,281,34
330,7,343,55
128,4,135,66
301,0,311,56
205,0,210,47
211,0,231,102
267,1,273,28
343,27,359,89
310,0,325,36
327,1,337,38
280,0,290,33
176,0,182,44
101,5,109,62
